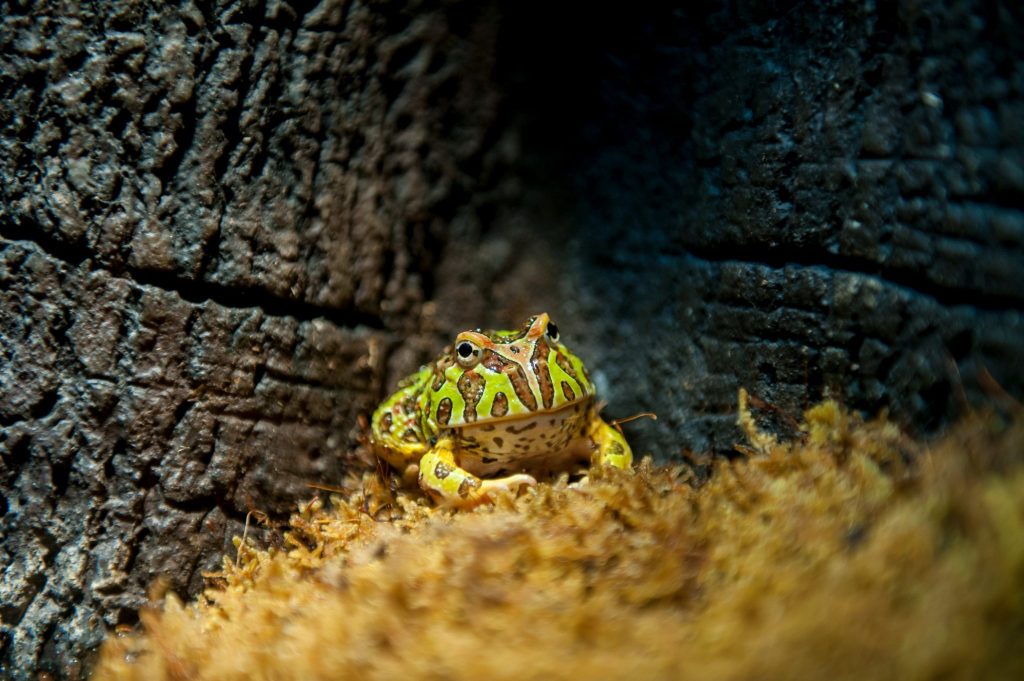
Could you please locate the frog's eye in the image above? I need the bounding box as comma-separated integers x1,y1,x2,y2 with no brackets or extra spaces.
455,340,481,367
545,321,560,343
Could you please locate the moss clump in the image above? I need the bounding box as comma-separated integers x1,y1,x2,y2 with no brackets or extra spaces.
95,400,1024,681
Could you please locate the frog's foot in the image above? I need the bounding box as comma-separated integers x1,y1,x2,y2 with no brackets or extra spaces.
568,474,589,489
589,417,634,469
419,445,535,508
478,473,537,500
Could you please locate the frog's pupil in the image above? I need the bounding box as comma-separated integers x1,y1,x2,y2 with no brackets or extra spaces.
457,342,473,358
547,322,559,340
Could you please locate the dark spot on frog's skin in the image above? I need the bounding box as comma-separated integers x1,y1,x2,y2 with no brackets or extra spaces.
482,455,498,464
506,421,538,434
561,381,575,402
510,347,520,355
434,461,453,479
491,392,509,418
493,436,504,449
608,441,624,457
432,356,453,391
481,424,496,431
458,371,485,422
531,339,554,409
458,477,480,498
436,397,452,425
380,412,393,431
555,351,581,385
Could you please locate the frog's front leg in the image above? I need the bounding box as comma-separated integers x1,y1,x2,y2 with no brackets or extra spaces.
418,440,536,507
589,417,634,469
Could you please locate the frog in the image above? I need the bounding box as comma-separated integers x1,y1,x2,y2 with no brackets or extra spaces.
369,313,633,507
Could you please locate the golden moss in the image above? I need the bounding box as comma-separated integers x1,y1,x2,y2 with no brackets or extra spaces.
95,400,1024,681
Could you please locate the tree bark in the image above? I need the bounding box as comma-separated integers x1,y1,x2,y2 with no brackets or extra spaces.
0,1,512,676
526,0,1024,458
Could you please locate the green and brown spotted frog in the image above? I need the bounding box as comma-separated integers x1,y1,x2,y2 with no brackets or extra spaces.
369,313,633,507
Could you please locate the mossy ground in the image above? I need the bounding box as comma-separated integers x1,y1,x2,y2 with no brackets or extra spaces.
95,398,1024,680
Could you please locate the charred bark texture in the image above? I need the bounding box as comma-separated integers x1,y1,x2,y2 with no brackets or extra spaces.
0,0,509,676
520,0,1024,458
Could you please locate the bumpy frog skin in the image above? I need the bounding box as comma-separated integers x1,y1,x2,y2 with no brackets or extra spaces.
369,313,633,507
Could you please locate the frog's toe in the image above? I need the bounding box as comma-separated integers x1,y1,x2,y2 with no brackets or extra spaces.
568,474,590,489
480,473,537,498
590,418,634,470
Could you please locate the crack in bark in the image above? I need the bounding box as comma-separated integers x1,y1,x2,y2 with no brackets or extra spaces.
671,243,1024,313
0,220,385,329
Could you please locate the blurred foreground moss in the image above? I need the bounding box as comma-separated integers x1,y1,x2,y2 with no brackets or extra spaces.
96,397,1024,680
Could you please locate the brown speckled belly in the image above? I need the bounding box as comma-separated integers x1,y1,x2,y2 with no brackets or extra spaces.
447,399,594,477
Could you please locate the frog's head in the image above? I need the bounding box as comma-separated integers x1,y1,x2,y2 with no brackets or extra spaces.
426,313,594,427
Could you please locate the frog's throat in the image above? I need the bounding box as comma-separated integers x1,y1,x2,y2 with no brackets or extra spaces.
439,396,592,431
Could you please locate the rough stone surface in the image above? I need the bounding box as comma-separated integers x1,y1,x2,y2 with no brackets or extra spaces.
2,0,1024,678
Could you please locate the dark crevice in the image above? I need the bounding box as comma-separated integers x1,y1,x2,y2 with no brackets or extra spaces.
213,49,257,187
137,463,158,491
0,412,25,429
677,242,1024,313
385,40,424,75
50,459,71,498
29,389,60,421
35,528,59,569
102,449,116,481
3,435,32,474
947,328,974,361
151,95,199,194
261,365,353,391
130,267,385,329
120,527,147,577
0,218,385,329
159,492,219,515
115,607,140,628
173,400,195,426
251,363,267,389
219,501,279,526
201,421,218,466
0,217,89,268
